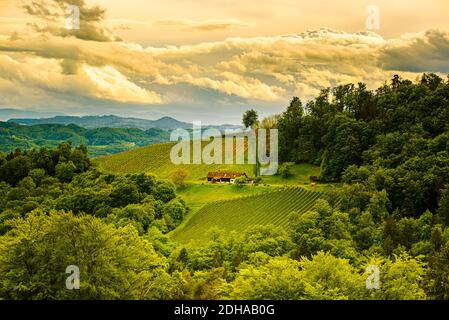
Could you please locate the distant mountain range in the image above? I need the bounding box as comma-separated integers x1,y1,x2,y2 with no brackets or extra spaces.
7,115,190,130
0,112,243,157
0,121,171,157
0,108,64,121
6,114,242,131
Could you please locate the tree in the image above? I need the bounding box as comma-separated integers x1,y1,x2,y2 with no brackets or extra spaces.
190,268,227,299
299,252,365,299
0,155,33,186
421,73,443,91
109,202,155,235
240,225,293,258
319,114,370,181
129,173,156,195
278,97,303,162
162,199,187,230
234,175,248,187
242,109,259,129
242,109,260,176
28,168,46,186
55,161,77,182
229,256,305,299
259,114,281,129
153,181,176,203
366,254,427,300
70,145,90,172
438,186,449,223
427,241,449,299
110,180,142,207
171,169,188,189
0,211,173,299
278,162,294,179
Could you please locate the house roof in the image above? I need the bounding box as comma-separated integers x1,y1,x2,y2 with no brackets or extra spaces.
207,171,247,179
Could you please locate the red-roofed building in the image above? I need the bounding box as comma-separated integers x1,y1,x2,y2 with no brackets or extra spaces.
207,171,247,184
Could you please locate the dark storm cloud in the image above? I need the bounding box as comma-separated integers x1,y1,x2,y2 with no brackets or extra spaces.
380,30,449,73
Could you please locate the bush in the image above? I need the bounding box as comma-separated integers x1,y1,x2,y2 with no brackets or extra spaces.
234,176,248,186
171,169,188,189
278,162,294,178
254,176,263,184
0,211,172,299
55,161,77,182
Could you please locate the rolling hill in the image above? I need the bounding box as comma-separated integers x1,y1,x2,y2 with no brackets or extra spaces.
172,187,322,243
94,140,255,181
0,108,64,121
8,115,191,130
94,140,325,245
8,114,243,131
0,121,170,156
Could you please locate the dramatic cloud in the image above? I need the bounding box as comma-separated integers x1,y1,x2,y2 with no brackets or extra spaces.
380,30,449,73
0,54,162,104
23,0,119,41
1,0,449,122
154,19,250,32
2,27,449,108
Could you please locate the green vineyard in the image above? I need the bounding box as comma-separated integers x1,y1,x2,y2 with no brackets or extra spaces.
172,187,322,243
94,140,254,181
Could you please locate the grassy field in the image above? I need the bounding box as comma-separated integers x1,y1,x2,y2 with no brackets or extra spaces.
177,183,274,212
94,141,332,244
259,163,340,192
94,141,255,181
172,187,323,243
93,141,332,188
262,163,318,185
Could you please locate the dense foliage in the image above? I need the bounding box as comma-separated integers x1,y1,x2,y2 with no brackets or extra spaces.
2,73,449,300
0,141,446,300
0,206,434,300
0,143,187,236
0,122,170,156
278,73,449,218
242,109,259,129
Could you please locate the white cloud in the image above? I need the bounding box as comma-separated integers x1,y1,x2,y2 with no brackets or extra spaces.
154,18,250,32
81,65,162,103
0,54,162,104
1,22,449,109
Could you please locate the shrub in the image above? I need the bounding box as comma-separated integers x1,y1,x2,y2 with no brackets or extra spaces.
278,162,294,178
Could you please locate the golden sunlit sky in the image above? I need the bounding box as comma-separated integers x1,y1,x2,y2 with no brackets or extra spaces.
1,0,449,123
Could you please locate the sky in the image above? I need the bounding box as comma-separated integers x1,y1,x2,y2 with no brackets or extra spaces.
0,0,449,124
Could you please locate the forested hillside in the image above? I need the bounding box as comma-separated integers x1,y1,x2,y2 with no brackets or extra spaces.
0,122,170,156
2,74,449,300
0,143,187,234
277,73,449,218
7,114,242,131
8,115,191,130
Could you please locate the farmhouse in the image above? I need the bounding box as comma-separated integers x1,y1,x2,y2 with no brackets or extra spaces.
207,171,247,184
